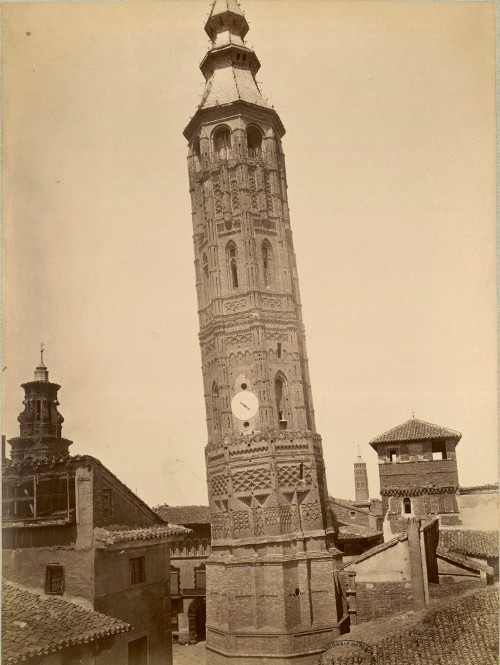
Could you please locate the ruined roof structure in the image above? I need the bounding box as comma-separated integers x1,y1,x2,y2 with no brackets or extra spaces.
2,581,131,665
369,417,462,446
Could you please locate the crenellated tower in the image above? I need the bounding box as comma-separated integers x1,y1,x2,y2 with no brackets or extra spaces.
184,2,343,662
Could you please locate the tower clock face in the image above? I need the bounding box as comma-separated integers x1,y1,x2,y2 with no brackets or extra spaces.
231,390,259,421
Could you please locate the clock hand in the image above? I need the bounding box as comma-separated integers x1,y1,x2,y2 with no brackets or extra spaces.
239,401,250,410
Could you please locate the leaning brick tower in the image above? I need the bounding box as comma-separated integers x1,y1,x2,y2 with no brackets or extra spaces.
183,2,343,662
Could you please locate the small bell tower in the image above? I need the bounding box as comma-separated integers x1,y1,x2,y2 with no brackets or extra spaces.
8,347,72,463
354,447,370,505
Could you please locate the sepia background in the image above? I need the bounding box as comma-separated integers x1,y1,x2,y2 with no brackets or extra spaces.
2,0,496,508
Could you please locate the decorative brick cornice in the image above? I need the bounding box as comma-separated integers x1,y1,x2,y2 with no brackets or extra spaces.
206,429,321,453
380,484,459,496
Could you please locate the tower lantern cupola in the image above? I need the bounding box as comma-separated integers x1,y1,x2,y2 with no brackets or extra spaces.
8,350,72,464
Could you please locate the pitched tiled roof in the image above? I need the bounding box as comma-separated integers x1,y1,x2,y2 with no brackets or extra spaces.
329,497,370,514
2,581,130,664
336,524,382,541
94,524,190,546
339,532,408,569
371,587,498,665
436,547,494,576
439,529,498,558
154,505,211,525
459,483,498,493
369,418,462,446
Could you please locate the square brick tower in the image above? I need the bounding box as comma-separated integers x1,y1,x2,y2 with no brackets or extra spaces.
183,1,343,662
369,417,462,533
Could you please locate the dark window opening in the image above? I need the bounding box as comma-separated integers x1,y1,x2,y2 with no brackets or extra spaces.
403,498,412,514
203,253,208,279
195,563,206,589
247,125,263,158
275,375,287,429
36,400,41,419
45,565,64,595
299,463,304,480
241,383,247,390
171,600,180,629
193,138,201,164
350,511,356,518
170,567,180,596
389,449,398,462
214,126,231,159
277,343,282,358
231,259,238,288
129,556,145,585
102,488,113,519
431,441,447,460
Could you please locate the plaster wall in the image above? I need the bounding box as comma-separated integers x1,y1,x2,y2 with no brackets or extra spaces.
2,547,95,607
354,540,411,583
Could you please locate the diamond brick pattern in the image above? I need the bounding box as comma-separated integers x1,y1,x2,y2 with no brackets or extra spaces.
211,474,228,497
232,466,271,493
277,463,312,487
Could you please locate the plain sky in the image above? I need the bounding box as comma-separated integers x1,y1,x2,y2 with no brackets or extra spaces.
2,0,497,509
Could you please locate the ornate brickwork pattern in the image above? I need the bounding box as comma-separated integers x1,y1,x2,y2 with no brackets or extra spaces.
232,466,271,493
265,330,288,342
279,505,300,531
300,500,321,524
212,171,223,215
226,332,252,346
253,505,265,536
224,298,247,313
231,509,251,537
262,296,282,310
230,175,239,212
211,511,231,540
263,506,279,526
211,474,227,497
249,168,258,211
277,463,312,487
264,171,273,213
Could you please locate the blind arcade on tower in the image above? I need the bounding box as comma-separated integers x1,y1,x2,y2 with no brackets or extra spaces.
184,2,344,662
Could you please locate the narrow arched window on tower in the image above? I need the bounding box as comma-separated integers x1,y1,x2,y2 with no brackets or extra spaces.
203,252,209,279
193,138,201,169
213,126,231,160
262,240,273,289
275,374,287,430
247,125,263,158
403,497,412,514
226,242,238,290
212,382,222,436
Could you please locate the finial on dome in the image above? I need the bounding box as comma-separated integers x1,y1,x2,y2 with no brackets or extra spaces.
34,343,49,382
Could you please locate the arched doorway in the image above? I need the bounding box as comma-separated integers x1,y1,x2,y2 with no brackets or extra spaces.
188,597,206,642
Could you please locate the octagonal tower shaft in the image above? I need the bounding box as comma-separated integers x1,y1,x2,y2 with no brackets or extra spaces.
184,2,343,662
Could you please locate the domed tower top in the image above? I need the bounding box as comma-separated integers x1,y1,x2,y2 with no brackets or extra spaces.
184,0,284,140
8,349,72,463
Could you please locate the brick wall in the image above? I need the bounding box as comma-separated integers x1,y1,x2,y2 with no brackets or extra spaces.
355,581,414,622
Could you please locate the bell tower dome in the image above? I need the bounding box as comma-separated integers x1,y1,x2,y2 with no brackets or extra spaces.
8,348,72,464
184,3,343,663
